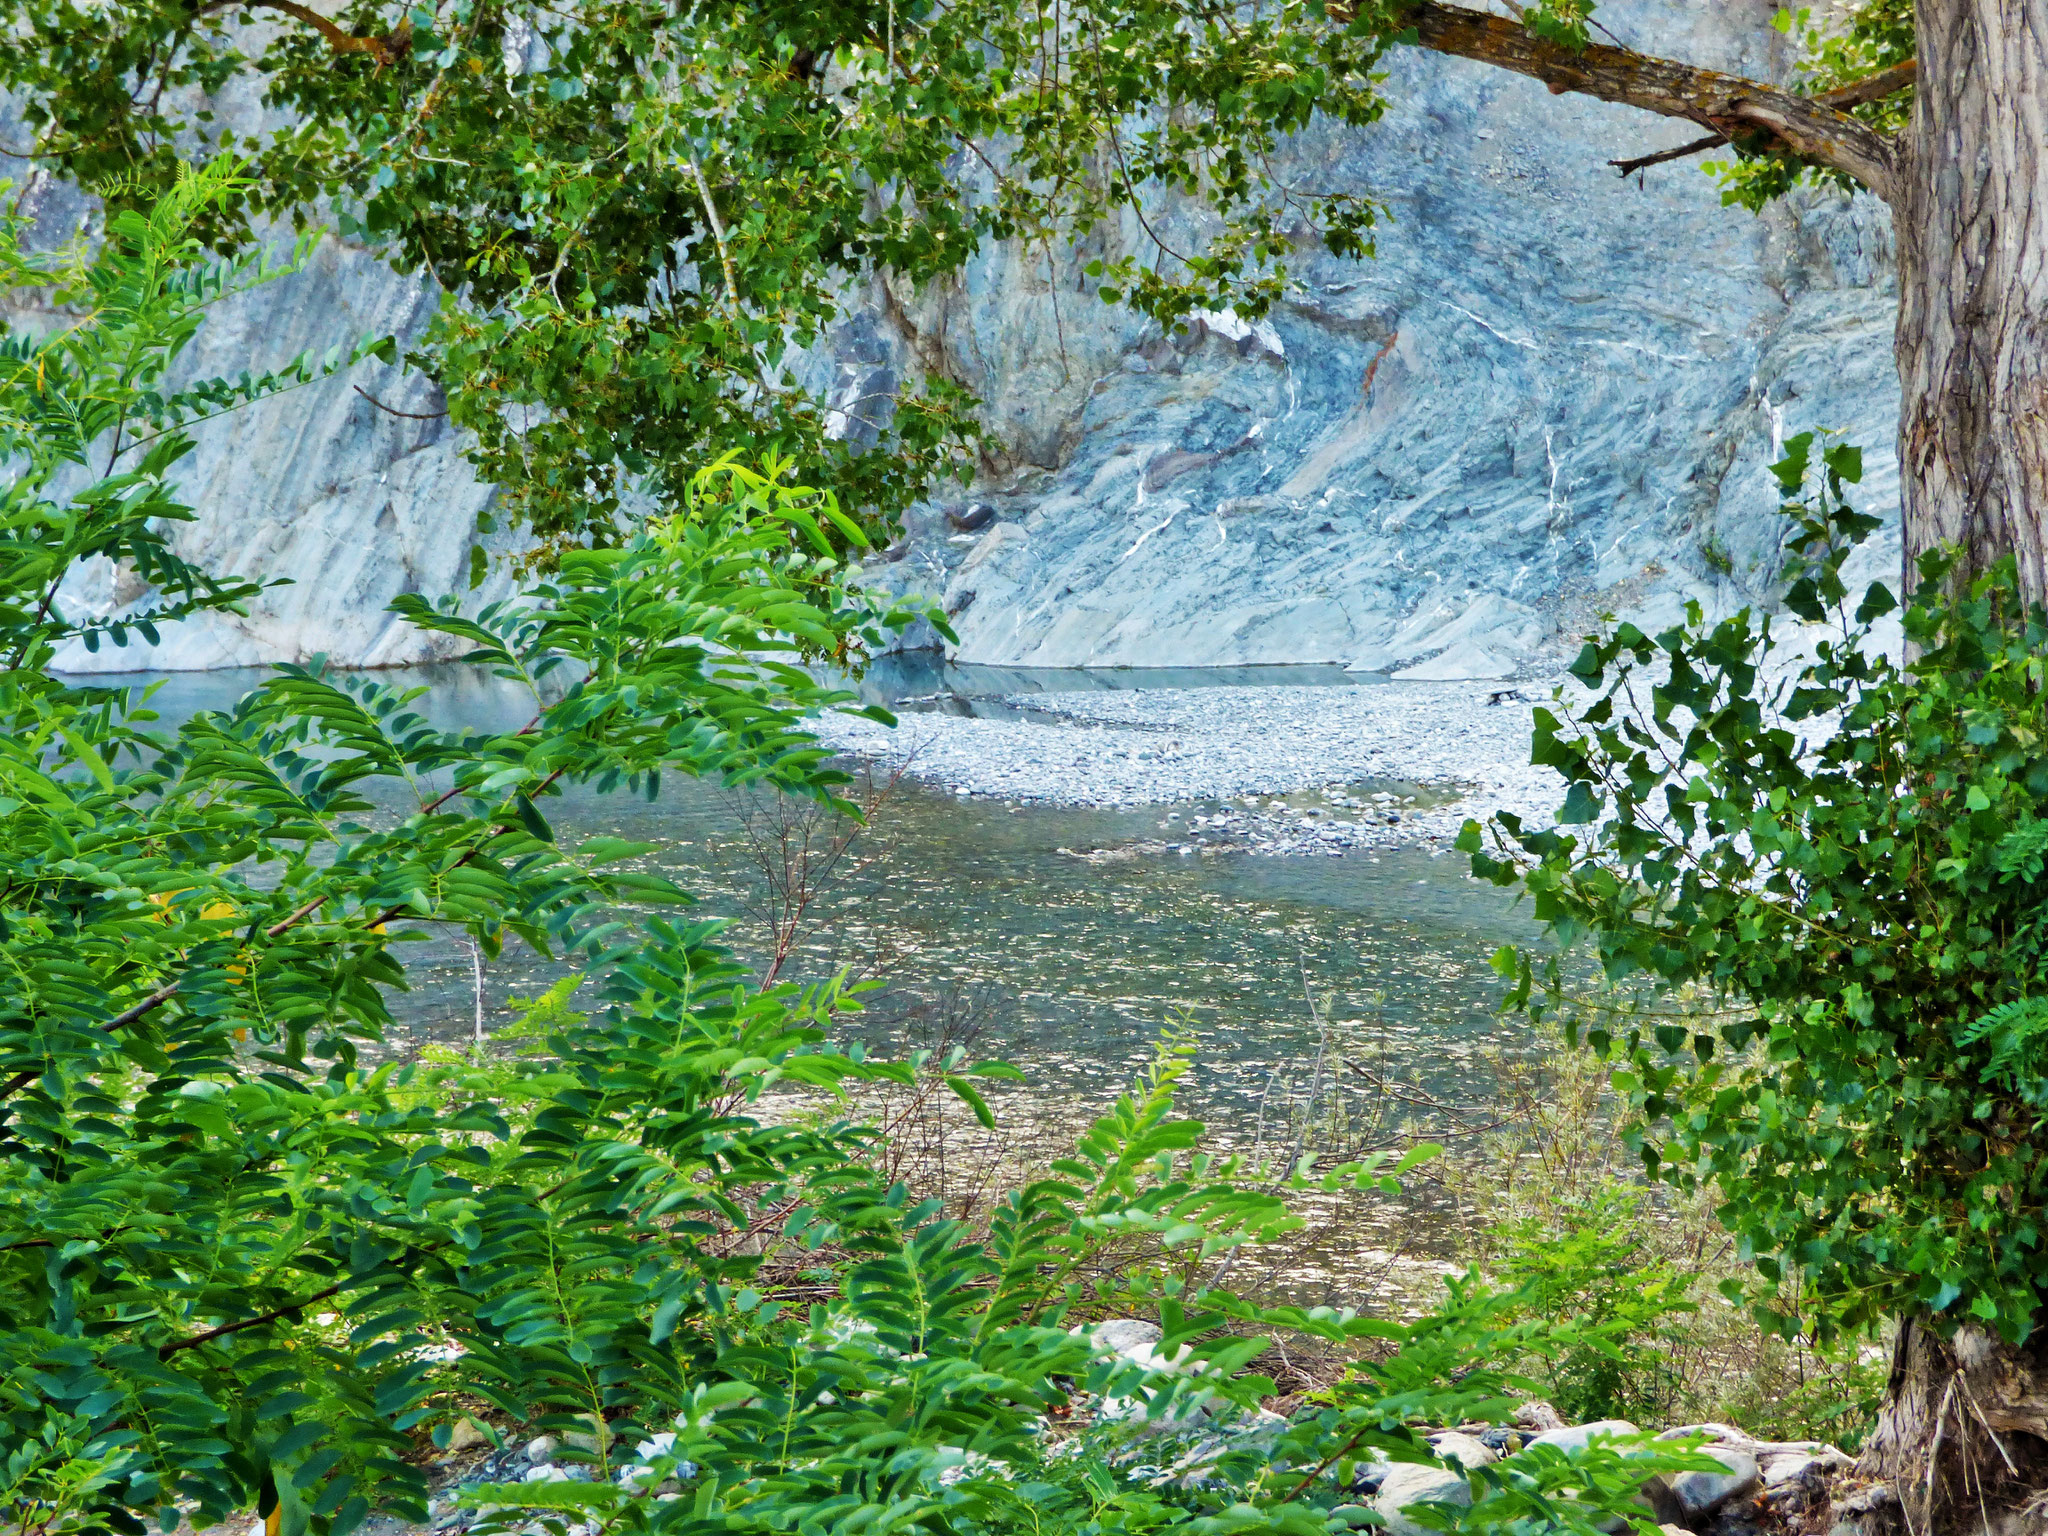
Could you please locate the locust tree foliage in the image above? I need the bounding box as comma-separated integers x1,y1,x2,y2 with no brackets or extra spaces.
0,175,1718,1536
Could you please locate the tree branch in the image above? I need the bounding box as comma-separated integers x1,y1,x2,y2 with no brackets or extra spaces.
1383,0,1904,203
157,1279,348,1358
195,0,410,65
1611,132,1724,177
1603,61,1915,180
1817,58,1917,111
354,384,447,420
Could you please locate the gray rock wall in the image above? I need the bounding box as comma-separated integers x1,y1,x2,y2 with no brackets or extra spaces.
862,0,1902,676
12,0,1901,675
4,166,512,674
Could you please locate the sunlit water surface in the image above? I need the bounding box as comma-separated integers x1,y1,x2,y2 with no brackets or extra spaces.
119,660,1540,1308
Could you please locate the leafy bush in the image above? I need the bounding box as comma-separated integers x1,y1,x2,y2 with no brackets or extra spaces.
1485,1187,1696,1424
1448,1011,1887,1446
1464,430,2048,1346
0,175,1720,1536
0,166,926,1535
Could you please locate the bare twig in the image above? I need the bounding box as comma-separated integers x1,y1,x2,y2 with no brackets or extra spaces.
1610,132,1725,177
354,383,448,420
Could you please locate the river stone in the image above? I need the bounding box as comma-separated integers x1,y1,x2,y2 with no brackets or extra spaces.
1635,1473,1683,1526
1671,1448,1760,1517
1656,1423,1743,1443
1763,1449,1850,1486
1764,1454,1817,1487
1093,1318,1164,1356
1236,1408,1289,1446
1513,1401,1567,1432
1372,1464,1473,1536
1522,1420,1643,1455
447,1416,489,1452
1428,1431,1498,1469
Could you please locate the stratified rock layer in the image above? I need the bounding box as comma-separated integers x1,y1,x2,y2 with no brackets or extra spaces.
3,161,516,673
14,0,1899,672
862,0,1900,676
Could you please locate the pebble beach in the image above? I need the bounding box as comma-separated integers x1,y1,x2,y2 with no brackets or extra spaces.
813,678,1569,855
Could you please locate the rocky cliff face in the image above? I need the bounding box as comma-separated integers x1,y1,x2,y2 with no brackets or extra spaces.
860,0,1902,677
7,168,514,675
22,0,1901,675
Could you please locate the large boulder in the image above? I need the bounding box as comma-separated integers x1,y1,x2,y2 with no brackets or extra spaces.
1428,1432,1499,1470
1091,1318,1165,1355
1670,1448,1760,1519
1523,1420,1644,1455
1372,1464,1473,1536
1519,1419,1682,1529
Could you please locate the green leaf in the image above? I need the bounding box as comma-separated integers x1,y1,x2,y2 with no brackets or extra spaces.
1853,582,1897,623
514,792,554,843
1394,1142,1442,1173
58,729,116,793
945,1075,998,1129
1559,781,1601,825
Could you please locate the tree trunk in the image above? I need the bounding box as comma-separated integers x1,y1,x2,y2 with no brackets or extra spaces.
1895,0,2048,607
1848,1320,2048,1535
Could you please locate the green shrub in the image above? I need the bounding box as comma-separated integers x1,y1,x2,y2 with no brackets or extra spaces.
1465,429,2048,1346
1486,1186,1696,1424
0,173,1720,1536
1446,1008,1887,1445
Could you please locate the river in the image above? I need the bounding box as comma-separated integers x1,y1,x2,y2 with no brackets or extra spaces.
119,659,1541,1305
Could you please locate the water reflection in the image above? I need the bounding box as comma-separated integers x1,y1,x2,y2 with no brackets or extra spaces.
93,662,1537,1303
854,654,1379,722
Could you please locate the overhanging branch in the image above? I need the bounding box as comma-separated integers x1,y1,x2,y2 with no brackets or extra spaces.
1818,58,1917,111
1611,132,1725,178
1381,0,1904,203
1605,60,1916,181
196,0,410,65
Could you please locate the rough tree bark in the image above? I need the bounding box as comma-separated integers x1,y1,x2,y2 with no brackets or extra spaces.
1855,1322,2048,1535
1895,0,2048,605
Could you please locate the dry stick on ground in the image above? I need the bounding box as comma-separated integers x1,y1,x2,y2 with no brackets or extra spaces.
466,934,486,1048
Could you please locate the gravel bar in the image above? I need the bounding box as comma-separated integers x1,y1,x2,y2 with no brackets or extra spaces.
813,679,1569,855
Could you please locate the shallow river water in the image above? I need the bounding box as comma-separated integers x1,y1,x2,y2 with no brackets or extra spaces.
126,660,1540,1303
